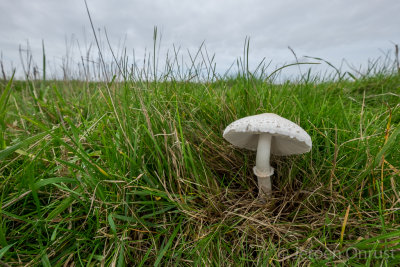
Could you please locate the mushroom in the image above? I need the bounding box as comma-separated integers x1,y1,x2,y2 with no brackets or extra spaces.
223,113,312,199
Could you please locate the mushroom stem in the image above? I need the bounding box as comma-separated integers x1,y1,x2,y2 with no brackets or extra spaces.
257,175,272,198
254,133,274,198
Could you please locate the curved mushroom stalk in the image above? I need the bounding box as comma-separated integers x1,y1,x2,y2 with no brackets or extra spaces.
253,133,274,199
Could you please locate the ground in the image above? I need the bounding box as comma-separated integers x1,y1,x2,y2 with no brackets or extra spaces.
1,62,400,266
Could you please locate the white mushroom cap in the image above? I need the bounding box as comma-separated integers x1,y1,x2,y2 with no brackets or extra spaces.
223,113,312,155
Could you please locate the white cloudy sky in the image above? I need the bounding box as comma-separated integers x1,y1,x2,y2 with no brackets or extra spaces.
1,0,399,79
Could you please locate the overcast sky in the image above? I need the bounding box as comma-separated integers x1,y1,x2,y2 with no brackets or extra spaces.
1,0,399,79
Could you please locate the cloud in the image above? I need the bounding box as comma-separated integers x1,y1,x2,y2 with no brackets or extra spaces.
1,0,399,78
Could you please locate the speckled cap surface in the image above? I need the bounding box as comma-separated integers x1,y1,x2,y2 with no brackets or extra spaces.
223,113,312,155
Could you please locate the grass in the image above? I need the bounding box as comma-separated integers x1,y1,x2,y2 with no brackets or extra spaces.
0,37,400,266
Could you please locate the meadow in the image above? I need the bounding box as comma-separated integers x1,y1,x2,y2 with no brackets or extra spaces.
0,40,400,266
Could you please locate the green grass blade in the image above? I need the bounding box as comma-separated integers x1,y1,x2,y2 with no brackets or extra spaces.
154,219,181,266
0,243,15,260
0,130,50,160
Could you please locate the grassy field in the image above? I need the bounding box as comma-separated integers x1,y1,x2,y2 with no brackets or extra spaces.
1,44,400,266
